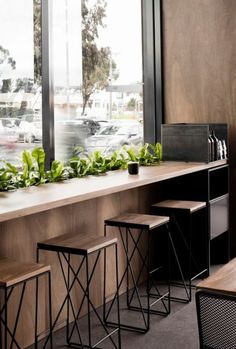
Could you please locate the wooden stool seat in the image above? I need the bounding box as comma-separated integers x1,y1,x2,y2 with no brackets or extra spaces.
38,232,118,255
0,257,50,287
197,258,236,295
152,200,206,213
105,213,169,230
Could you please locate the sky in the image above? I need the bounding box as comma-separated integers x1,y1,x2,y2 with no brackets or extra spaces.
0,0,34,79
0,0,143,86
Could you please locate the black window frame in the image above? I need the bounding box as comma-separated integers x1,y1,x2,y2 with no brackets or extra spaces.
41,0,163,168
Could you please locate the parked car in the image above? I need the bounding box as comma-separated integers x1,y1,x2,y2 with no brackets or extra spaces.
16,120,42,143
56,118,107,159
0,119,18,146
85,121,143,154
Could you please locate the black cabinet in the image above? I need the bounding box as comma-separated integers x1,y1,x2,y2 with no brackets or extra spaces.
159,163,229,270
208,165,229,263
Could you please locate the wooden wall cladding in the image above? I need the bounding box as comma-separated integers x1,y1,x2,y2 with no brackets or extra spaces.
162,0,236,255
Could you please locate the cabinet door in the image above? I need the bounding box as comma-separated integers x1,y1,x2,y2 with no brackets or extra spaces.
210,194,229,239
209,165,228,200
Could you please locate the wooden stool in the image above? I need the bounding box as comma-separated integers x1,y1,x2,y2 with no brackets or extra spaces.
37,233,121,349
152,200,207,302
0,257,52,349
196,258,236,349
105,213,171,333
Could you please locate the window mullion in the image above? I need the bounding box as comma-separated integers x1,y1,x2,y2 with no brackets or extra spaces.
42,0,55,169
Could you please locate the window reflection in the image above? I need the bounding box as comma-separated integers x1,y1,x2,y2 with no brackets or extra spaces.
0,0,42,163
54,0,143,160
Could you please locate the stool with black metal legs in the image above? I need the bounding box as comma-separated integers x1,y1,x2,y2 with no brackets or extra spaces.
0,256,52,349
37,233,121,349
104,213,171,334
151,200,207,303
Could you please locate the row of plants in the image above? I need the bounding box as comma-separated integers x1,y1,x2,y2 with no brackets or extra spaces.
0,143,162,192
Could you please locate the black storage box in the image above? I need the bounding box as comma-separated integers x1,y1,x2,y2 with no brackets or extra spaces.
161,123,228,163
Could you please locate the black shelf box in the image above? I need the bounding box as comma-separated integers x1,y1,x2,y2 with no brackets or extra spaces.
161,123,228,163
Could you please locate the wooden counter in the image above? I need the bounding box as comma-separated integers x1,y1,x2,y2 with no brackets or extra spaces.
0,160,226,223
0,159,227,347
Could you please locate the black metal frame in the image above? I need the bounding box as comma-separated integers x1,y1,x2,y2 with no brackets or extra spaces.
104,222,170,334
37,243,121,349
153,206,208,303
142,0,164,144
0,271,52,349
42,0,55,169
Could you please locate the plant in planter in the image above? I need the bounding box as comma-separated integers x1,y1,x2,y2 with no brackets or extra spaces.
0,163,18,191
125,143,162,166
0,142,163,192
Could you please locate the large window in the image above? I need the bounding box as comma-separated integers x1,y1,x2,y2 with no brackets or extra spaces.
0,0,42,163
53,0,143,160
0,0,162,165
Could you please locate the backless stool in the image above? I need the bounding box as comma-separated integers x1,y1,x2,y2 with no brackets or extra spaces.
104,213,171,333
37,233,121,349
152,200,207,302
0,256,52,349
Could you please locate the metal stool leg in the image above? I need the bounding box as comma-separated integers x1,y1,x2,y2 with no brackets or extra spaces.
115,244,121,349
86,255,92,347
169,210,208,303
35,276,39,348
4,288,7,349
47,271,53,349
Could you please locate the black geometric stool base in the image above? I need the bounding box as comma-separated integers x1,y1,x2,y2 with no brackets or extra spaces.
0,257,52,349
37,233,121,349
105,213,171,333
152,200,208,303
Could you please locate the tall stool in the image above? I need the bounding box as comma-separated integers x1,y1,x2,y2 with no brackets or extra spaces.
37,233,121,349
104,213,171,333
0,256,52,349
152,200,207,302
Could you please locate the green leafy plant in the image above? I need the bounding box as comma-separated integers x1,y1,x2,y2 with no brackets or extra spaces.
82,150,107,176
18,148,47,187
46,160,74,182
0,142,163,192
137,143,162,166
125,143,162,166
0,165,18,191
69,156,88,178
105,148,128,171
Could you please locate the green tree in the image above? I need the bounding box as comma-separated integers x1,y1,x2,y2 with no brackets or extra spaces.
127,97,137,111
0,45,16,93
81,0,118,115
34,0,41,85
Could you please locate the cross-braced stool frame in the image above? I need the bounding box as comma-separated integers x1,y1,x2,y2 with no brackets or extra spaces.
104,223,170,334
0,271,52,349
37,242,121,349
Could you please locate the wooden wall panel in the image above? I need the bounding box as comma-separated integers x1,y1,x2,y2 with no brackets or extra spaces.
162,0,236,255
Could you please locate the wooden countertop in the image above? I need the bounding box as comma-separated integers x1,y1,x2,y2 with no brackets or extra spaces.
197,258,236,295
0,160,227,223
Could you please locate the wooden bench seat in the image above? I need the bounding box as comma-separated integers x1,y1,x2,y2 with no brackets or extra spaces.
197,258,236,295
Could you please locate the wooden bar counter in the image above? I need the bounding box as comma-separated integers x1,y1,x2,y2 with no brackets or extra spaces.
0,160,227,347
